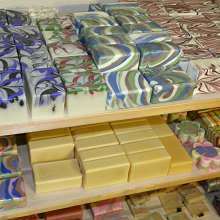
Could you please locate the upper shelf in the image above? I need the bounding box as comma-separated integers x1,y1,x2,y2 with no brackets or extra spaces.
1,93,220,136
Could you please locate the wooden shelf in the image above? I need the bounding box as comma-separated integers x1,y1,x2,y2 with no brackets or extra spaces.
1,145,220,219
1,93,220,137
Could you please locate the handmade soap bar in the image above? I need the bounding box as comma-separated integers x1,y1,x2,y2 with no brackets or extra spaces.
0,136,17,156
122,139,164,155
7,10,33,26
27,128,71,141
29,135,74,164
75,134,118,151
0,45,18,58
0,176,26,209
81,155,129,189
90,44,139,73
89,3,103,11
137,42,181,71
146,212,165,220
105,71,152,109
0,155,21,179
0,58,20,72
72,123,113,141
167,211,191,220
114,14,150,25
160,136,193,175
33,159,82,193
29,7,58,20
185,201,209,218
61,71,107,117
77,145,125,162
128,148,171,181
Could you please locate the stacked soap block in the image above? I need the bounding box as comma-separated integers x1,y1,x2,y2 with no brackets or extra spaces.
0,135,26,209
27,128,82,193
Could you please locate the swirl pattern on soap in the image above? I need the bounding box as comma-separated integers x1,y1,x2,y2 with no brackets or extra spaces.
0,58,20,72
0,45,17,58
0,71,23,87
7,10,34,26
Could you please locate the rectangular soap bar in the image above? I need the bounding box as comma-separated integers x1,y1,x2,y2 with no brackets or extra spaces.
122,138,164,155
29,135,74,164
33,159,82,193
167,211,191,220
127,199,149,219
27,128,71,141
72,123,113,141
185,200,209,218
77,145,125,162
75,134,118,152
128,148,171,182
160,135,193,175
81,155,129,189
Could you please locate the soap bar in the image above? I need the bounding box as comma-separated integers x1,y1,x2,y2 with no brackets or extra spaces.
89,3,103,11
27,128,71,141
137,42,181,71
0,155,21,179
128,148,171,181
90,44,139,73
72,123,113,141
146,212,165,220
167,211,191,220
81,155,129,189
127,199,149,219
7,10,33,26
0,58,20,72
33,159,82,193
107,7,146,16
114,14,150,25
75,134,118,151
0,136,17,156
0,45,18,58
122,139,164,155
0,71,23,87
29,7,58,20
105,71,152,109
0,176,26,209
160,136,193,175
61,71,107,117
116,129,157,144
29,135,74,164
77,145,125,162
185,201,209,218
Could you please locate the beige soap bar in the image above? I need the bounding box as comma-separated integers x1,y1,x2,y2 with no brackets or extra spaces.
116,129,157,144
77,145,125,162
27,128,71,141
146,212,166,220
128,148,171,182
185,200,209,218
33,159,82,193
111,118,151,134
81,155,129,189
122,138,164,155
167,211,191,220
75,134,118,152
147,116,173,138
29,136,74,164
160,136,192,175
72,123,113,141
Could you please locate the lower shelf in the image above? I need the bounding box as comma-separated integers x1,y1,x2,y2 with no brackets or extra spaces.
1,145,220,219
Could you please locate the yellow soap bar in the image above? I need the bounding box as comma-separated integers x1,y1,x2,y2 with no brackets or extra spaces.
29,136,74,164
81,155,130,189
77,145,125,162
75,134,118,152
27,128,71,141
116,129,157,144
122,138,164,155
33,159,82,193
160,136,192,175
128,148,171,182
111,118,151,134
72,123,113,141
147,116,173,138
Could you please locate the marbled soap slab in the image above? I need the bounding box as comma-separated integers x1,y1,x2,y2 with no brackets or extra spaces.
0,71,23,87
105,70,152,110
90,44,139,73
138,42,182,71
38,18,62,31
114,14,150,25
0,45,17,58
0,58,20,72
6,9,34,26
62,71,107,116
49,42,87,59
0,176,26,209
55,55,97,73
0,136,17,156
107,7,146,16
25,67,58,79
0,155,21,179
0,10,8,27
29,7,58,20
0,33,14,45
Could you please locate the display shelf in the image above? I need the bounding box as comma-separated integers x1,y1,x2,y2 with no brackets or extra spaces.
1,145,220,219
1,93,220,137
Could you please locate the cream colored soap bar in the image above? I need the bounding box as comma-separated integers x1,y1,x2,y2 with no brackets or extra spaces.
27,128,71,141
75,134,118,152
116,129,157,144
160,136,192,175
147,116,173,138
111,119,151,134
29,136,74,164
81,155,129,189
122,139,164,155
33,159,82,193
72,123,113,141
77,145,125,162
128,148,171,182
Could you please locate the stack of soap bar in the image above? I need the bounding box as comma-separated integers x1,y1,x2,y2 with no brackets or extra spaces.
0,135,17,156
33,159,82,193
